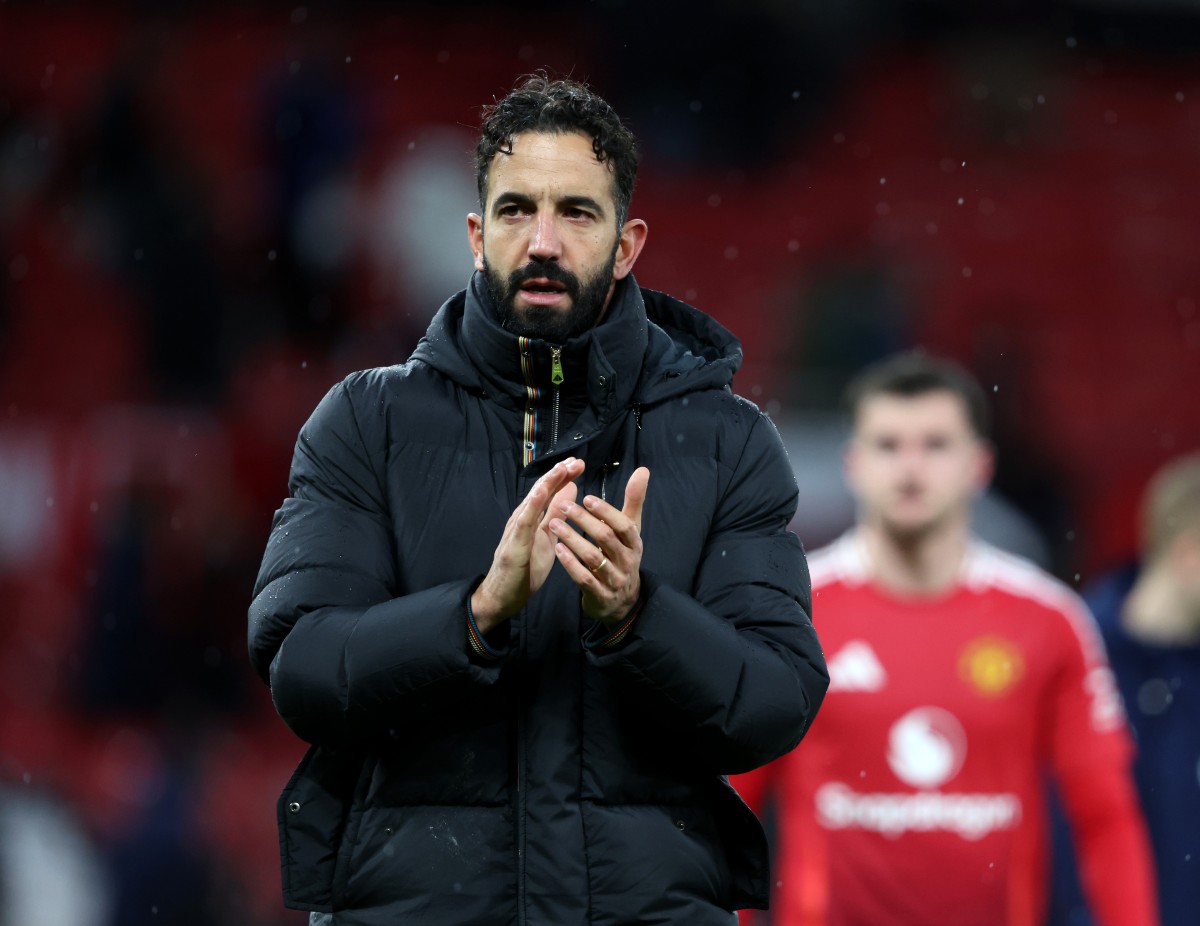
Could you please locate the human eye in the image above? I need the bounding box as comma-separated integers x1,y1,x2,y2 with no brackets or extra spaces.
495,199,533,220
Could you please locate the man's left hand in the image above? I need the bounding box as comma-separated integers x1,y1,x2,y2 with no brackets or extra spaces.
549,466,650,625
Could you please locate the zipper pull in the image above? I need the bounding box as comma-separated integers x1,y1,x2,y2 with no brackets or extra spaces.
550,347,564,385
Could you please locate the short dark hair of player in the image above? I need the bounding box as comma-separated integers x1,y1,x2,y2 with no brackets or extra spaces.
843,351,992,440
475,72,640,228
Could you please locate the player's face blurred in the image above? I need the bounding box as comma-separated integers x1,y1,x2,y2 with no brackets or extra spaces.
845,390,992,541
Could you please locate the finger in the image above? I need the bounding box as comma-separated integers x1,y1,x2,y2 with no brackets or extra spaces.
554,540,614,592
622,466,650,531
574,495,640,554
522,458,583,520
539,481,578,532
557,499,622,556
548,513,598,564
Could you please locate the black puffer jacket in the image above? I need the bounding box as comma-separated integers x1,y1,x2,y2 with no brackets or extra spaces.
248,274,828,926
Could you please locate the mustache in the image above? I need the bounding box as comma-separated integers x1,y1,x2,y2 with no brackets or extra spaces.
509,261,580,295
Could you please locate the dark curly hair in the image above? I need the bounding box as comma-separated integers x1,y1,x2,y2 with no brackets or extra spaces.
476,74,639,228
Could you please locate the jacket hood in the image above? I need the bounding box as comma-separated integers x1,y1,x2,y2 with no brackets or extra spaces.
410,272,743,408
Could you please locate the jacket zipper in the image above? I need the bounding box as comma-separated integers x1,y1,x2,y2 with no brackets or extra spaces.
550,347,563,451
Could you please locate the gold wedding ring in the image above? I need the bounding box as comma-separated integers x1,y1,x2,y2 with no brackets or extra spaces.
591,556,608,574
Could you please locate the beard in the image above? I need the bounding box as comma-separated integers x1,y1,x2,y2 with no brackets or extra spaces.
484,249,618,344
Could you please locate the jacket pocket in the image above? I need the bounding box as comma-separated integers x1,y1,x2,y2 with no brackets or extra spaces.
277,743,366,912
582,801,733,925
706,776,770,910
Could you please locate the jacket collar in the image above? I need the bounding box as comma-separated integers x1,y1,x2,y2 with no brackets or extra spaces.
411,272,742,413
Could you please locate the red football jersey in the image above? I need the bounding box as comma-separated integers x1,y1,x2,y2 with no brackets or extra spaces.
733,532,1157,926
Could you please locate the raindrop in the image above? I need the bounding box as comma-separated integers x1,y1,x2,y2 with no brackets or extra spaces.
957,197,964,205
268,249,277,261
290,7,307,25
1066,36,1078,48
45,497,54,508
1037,95,1046,105
962,266,972,278
345,56,352,64
787,240,800,252
879,177,887,185
707,194,721,207
1176,92,1185,103
1137,678,1173,715
723,246,738,260
436,50,450,64
689,100,703,114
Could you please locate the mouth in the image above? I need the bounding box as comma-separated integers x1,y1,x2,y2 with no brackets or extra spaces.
518,278,570,306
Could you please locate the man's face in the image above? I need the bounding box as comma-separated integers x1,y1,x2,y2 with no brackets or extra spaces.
845,390,992,541
467,131,646,343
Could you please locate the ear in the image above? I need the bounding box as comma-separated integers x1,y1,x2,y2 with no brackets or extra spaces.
612,218,648,281
467,213,485,272
972,440,996,494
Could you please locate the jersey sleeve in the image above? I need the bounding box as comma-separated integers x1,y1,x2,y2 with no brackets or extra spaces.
1045,593,1159,926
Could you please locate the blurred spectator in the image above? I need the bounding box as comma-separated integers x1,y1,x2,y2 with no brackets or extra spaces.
733,352,1157,926
262,51,362,347
1051,452,1200,926
84,35,228,403
0,783,110,926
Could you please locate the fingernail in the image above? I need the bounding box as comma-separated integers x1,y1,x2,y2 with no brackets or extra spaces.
583,496,597,509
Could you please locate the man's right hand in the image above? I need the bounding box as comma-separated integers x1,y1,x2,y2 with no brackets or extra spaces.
471,457,586,633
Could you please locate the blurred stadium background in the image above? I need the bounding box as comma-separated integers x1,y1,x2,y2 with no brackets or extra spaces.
0,1,1197,923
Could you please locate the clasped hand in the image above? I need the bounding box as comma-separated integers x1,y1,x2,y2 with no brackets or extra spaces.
471,457,650,633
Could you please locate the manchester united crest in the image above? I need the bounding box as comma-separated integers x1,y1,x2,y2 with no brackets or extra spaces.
959,636,1025,697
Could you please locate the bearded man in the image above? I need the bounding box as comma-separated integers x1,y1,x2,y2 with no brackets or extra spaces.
248,74,828,926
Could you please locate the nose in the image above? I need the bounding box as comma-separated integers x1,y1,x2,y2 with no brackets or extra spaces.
528,210,562,262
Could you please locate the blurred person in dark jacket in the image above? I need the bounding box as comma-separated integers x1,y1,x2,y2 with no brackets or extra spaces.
1051,452,1200,926
247,74,828,926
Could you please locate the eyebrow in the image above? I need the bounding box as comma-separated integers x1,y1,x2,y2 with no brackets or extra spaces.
491,191,607,218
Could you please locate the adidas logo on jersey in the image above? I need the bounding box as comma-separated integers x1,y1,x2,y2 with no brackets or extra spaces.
827,640,887,692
